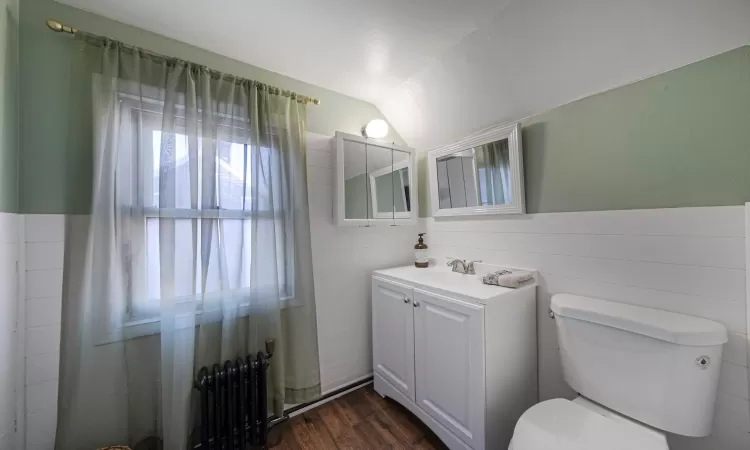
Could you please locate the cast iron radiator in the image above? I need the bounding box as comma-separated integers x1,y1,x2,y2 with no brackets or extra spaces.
194,339,275,450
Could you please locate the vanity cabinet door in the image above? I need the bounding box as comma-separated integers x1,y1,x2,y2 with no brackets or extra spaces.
372,277,415,401
414,289,485,450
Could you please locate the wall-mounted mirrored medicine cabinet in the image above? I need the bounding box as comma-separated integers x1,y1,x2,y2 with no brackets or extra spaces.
333,132,417,227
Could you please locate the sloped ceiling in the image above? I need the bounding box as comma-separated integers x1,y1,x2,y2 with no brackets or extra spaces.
56,0,750,151
379,0,750,150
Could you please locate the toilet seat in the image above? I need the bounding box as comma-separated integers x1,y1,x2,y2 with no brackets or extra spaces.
510,398,669,450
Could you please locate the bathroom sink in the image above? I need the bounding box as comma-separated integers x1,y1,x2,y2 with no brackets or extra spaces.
373,259,536,304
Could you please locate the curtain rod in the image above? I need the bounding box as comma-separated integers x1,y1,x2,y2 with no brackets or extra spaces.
45,19,322,105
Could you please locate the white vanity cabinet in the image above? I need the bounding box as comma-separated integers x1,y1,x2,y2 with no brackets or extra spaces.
372,278,416,400
372,266,538,450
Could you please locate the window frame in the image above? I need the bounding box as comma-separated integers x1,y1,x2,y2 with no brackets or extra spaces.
95,92,297,344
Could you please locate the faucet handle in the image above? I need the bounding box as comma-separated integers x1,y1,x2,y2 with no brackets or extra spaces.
466,260,483,274
447,258,468,273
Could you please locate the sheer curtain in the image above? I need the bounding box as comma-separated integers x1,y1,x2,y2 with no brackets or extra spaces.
476,140,511,205
56,33,320,449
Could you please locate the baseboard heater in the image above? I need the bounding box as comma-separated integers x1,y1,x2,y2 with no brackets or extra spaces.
194,339,275,450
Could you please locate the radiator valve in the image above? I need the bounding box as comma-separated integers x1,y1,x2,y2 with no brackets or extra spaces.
265,338,275,358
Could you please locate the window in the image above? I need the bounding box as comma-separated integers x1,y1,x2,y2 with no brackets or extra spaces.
119,95,295,328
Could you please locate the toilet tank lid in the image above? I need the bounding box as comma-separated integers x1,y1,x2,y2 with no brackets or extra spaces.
550,294,728,346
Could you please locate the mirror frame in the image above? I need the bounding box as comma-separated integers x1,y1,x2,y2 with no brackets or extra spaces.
334,131,418,227
427,122,525,217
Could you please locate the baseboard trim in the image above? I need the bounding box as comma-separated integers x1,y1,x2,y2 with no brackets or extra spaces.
269,374,374,427
320,373,375,397
286,375,374,418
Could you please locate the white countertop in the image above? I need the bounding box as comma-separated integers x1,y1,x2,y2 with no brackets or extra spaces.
373,261,536,303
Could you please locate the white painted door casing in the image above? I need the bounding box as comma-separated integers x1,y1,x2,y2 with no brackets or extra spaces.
414,289,485,450
372,277,416,401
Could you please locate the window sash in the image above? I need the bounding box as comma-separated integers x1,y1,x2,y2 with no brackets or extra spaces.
119,98,294,324
125,94,257,212
129,215,295,321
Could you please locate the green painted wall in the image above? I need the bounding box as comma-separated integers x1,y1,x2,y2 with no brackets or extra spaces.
419,45,750,216
19,0,403,214
0,0,18,213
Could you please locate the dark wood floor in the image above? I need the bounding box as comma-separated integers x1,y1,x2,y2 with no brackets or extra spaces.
267,384,449,450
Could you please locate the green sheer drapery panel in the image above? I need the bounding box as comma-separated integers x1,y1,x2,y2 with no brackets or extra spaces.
56,32,320,450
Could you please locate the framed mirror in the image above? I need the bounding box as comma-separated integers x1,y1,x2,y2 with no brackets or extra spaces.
428,122,525,217
335,131,417,226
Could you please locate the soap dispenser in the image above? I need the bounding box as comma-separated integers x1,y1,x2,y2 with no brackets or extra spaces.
414,233,428,268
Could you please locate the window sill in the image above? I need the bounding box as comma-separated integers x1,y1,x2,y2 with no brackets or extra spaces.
95,297,297,345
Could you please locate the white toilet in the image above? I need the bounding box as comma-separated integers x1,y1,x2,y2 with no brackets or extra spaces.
509,294,728,450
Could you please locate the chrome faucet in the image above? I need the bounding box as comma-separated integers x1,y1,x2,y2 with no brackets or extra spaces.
447,259,468,274
447,259,483,275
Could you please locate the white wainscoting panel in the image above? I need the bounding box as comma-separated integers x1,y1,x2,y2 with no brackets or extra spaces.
0,213,18,449
307,133,416,393
422,206,749,450
24,215,65,450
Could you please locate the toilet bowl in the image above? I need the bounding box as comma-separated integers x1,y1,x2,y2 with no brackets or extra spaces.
509,294,727,450
509,397,668,450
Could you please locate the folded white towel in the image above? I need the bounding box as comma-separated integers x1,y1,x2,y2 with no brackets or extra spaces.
482,270,534,288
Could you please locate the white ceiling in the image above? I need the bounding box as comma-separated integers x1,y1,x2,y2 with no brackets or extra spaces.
379,0,750,150
56,0,511,104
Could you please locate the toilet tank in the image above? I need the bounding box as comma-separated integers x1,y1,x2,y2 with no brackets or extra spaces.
550,294,728,437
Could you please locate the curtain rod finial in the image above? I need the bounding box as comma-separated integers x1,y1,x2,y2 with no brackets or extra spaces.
46,19,63,32
46,18,78,34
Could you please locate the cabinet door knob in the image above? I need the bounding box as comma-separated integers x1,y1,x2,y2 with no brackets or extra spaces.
403,297,410,304
413,300,420,307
